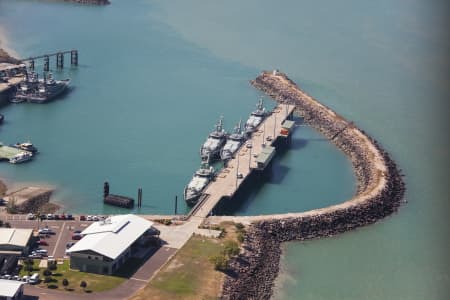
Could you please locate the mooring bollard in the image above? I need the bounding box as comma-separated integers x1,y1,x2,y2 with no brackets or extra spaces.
103,182,110,199
43,55,49,72
56,52,64,69
29,59,35,71
71,50,78,66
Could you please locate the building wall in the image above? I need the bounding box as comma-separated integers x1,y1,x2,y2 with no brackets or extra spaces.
70,246,132,275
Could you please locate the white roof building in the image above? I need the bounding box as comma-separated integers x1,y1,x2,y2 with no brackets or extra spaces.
0,228,33,255
67,214,153,260
0,278,24,299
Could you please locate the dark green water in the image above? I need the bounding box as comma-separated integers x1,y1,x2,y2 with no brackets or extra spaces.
1,0,448,299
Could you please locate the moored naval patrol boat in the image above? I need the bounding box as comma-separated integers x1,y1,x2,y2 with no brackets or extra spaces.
220,120,246,161
244,98,268,134
184,163,216,206
13,72,70,103
200,117,227,162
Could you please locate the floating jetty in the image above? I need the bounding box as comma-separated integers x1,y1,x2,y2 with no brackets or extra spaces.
103,182,135,208
188,103,296,219
0,144,26,162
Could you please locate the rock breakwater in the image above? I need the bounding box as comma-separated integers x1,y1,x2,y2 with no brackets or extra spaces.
220,71,405,300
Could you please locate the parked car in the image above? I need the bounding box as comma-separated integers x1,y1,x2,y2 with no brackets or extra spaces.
39,214,47,220
46,214,54,220
29,273,39,284
72,234,82,240
54,214,60,220
22,275,29,282
38,228,53,235
92,215,99,221
67,214,74,220
86,215,93,221
79,215,86,221
73,230,82,234
26,213,36,220
60,214,66,220
66,242,75,249
246,141,253,148
28,253,42,259
37,240,48,246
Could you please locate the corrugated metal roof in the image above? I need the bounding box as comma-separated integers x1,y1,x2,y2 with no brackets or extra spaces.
67,214,153,260
282,120,295,130
255,146,276,164
0,279,23,297
0,228,33,247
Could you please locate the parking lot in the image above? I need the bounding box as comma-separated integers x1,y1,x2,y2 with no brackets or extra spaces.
2,216,94,259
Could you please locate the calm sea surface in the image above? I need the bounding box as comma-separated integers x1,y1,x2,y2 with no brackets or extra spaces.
1,0,448,299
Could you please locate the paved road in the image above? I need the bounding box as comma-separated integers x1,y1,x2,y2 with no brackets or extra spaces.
23,246,177,300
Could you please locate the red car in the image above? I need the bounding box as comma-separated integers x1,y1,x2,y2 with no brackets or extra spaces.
79,215,86,221
37,240,48,246
60,214,66,220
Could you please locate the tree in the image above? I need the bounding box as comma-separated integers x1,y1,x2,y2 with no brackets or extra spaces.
62,278,69,290
209,254,228,271
223,240,240,257
235,223,245,231
80,280,87,291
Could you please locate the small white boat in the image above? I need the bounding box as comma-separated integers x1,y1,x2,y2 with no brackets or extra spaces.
9,151,33,164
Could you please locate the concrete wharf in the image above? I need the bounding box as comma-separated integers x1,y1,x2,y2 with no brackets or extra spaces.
190,103,296,219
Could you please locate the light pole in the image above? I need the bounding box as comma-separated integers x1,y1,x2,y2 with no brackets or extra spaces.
273,107,277,138
236,150,240,189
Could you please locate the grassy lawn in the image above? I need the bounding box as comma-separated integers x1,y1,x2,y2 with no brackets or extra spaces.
130,222,244,300
20,259,126,293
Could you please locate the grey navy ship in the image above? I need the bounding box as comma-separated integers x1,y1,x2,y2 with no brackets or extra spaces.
184,163,215,206
13,72,70,103
244,98,268,134
220,120,246,161
200,117,227,162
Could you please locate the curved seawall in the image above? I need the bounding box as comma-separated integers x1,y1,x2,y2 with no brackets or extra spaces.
220,71,405,300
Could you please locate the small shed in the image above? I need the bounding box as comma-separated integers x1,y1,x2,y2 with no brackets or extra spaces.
255,146,276,171
280,120,295,137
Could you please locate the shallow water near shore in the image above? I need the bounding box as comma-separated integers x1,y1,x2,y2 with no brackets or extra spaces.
1,0,449,299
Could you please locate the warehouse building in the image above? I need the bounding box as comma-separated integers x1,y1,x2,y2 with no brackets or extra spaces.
67,214,156,275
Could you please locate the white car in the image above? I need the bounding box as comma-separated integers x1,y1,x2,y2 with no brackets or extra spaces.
246,141,253,148
27,213,35,220
92,215,99,221
86,215,93,221
22,275,29,282
38,228,53,234
46,213,54,220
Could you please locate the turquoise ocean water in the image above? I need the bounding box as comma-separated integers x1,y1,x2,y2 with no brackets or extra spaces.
1,0,448,299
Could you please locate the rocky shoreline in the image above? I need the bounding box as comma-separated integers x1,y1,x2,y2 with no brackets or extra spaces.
0,48,20,64
220,71,405,300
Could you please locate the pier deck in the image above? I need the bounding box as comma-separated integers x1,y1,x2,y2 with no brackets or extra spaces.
191,103,295,219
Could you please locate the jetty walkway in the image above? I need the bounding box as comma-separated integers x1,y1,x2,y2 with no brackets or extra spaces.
190,103,295,219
